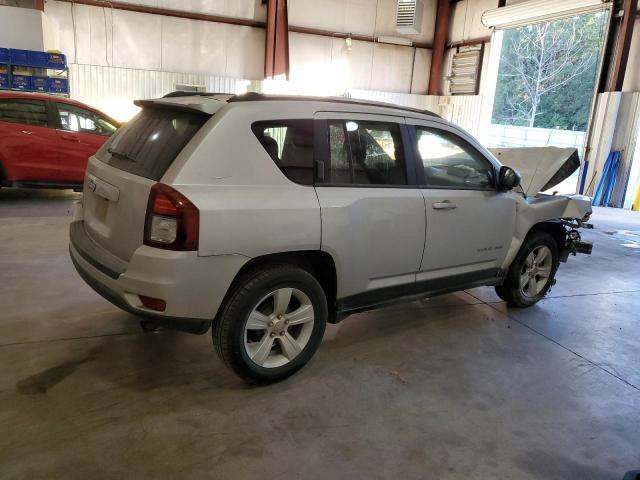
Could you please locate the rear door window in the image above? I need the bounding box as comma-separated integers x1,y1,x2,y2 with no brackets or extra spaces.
56,103,118,136
0,99,48,127
252,120,315,186
325,120,408,186
98,108,209,181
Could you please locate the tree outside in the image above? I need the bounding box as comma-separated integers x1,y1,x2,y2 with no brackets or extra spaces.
492,12,608,131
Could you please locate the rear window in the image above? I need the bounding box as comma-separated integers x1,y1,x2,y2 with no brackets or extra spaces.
98,108,208,180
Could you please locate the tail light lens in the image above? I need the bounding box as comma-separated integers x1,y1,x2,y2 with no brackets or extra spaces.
144,183,199,250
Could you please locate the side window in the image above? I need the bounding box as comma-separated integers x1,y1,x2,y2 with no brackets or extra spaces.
416,127,493,189
327,120,407,186
0,99,48,127
252,120,315,186
57,104,117,136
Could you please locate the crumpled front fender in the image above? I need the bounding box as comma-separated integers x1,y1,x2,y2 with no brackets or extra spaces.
501,194,592,269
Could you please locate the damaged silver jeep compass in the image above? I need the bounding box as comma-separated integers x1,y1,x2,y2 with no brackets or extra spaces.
70,93,593,382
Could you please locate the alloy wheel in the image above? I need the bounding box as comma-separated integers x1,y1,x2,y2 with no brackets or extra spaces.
519,245,553,298
243,288,315,368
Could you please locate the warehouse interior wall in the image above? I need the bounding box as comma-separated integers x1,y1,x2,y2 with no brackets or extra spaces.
43,0,434,97
0,5,48,50
622,17,640,92
5,0,640,203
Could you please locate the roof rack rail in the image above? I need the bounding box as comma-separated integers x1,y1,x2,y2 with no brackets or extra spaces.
227,92,440,118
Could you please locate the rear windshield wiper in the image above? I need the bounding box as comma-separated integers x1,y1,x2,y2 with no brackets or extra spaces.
108,147,137,162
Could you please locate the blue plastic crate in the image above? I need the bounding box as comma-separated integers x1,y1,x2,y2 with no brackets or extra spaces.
32,76,47,92
10,73,32,90
0,48,8,64
47,52,67,69
28,51,49,68
9,49,29,65
47,76,69,94
0,73,8,89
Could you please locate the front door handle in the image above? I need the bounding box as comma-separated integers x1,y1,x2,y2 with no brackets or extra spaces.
432,200,457,210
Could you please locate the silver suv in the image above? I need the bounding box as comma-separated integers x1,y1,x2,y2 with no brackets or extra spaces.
69,93,593,383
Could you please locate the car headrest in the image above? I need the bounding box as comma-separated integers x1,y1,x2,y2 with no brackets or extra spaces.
259,135,280,162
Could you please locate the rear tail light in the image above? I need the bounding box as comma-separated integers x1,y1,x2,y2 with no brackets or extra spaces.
144,183,199,250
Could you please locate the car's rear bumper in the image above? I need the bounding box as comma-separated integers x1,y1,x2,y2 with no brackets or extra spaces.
69,219,248,334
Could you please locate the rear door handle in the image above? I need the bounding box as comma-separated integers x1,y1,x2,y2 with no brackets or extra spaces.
432,200,457,210
61,135,80,142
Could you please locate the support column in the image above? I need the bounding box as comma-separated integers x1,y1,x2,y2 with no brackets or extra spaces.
264,0,290,79
609,0,638,91
428,0,452,95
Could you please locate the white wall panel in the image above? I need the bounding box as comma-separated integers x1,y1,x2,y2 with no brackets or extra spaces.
449,0,495,43
0,5,46,50
45,0,265,79
289,0,436,44
622,19,640,93
160,16,227,75
438,95,483,136
114,0,266,21
112,10,162,70
69,63,253,121
410,48,431,94
289,33,430,94
371,43,415,92
350,89,439,112
224,25,265,79
329,37,375,91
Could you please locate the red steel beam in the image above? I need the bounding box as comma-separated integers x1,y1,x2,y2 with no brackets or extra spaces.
609,0,638,91
264,0,276,78
263,0,290,79
428,0,452,95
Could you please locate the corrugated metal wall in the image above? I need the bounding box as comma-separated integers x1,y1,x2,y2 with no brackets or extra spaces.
349,89,439,112
438,95,483,137
69,63,256,120
69,63,441,121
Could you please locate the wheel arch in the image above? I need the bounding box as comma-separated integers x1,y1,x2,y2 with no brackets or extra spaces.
524,221,566,255
214,250,339,324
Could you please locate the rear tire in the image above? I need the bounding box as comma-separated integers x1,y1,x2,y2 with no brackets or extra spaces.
495,231,559,308
212,264,327,384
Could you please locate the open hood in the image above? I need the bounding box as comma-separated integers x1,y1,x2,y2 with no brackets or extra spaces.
489,147,581,196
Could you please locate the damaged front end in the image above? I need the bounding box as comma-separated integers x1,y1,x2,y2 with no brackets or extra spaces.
558,218,593,262
493,146,595,269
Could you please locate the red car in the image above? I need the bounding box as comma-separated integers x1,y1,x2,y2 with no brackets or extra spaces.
0,92,120,190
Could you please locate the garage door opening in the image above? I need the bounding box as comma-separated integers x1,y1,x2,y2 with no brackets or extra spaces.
486,10,609,194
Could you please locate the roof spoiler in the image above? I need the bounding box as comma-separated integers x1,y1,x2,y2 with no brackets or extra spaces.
133,97,224,115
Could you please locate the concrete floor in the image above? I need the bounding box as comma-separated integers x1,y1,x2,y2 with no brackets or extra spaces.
1,188,639,480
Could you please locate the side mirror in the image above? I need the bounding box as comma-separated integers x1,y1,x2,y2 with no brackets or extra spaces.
498,166,521,190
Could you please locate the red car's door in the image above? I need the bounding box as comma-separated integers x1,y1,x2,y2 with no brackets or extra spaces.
52,102,118,183
0,98,61,182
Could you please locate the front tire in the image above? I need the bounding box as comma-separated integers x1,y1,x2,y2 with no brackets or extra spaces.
495,231,559,308
213,264,327,384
